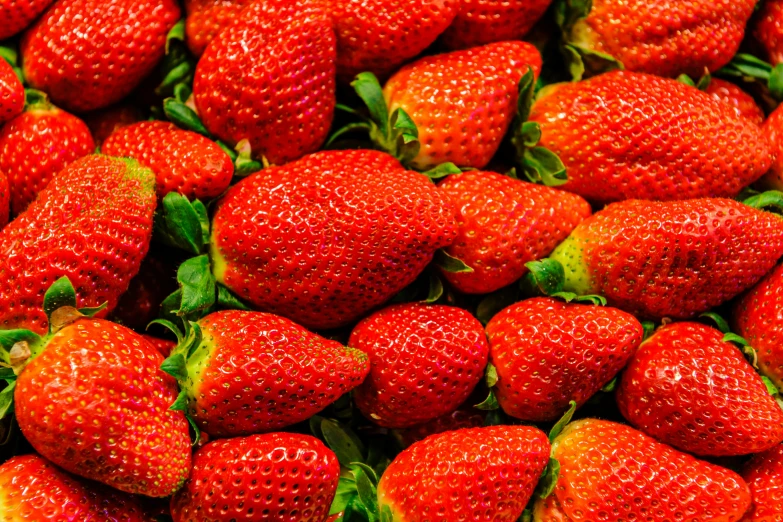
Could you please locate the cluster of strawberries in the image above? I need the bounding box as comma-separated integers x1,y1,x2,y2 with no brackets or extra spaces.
2,0,783,520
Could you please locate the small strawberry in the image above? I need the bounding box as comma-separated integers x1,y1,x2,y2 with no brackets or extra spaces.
549,197,783,320
441,0,552,50
394,405,486,448
349,303,488,429
170,432,340,522
0,58,23,124
183,0,249,57
0,0,54,39
84,104,144,146
742,443,783,521
755,0,783,66
705,78,765,126
532,419,752,520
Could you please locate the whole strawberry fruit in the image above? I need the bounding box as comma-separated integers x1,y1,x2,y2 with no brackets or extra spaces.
532,419,751,520
742,443,783,521
21,0,180,112
184,0,249,57
705,78,764,125
755,0,783,66
84,103,144,146
194,0,335,165
617,322,783,456
438,170,590,294
549,198,783,320
378,425,550,522
211,149,456,330
529,71,772,203
487,297,643,422
349,303,488,429
170,433,339,522
441,0,551,50
0,58,23,124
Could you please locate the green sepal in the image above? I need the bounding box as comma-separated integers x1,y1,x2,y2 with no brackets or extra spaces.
163,98,210,137
0,367,15,381
169,388,189,411
0,330,41,353
24,89,50,110
335,103,365,117
600,377,618,393
743,190,783,213
770,64,783,100
157,61,193,97
160,353,188,381
351,72,389,137
380,505,394,522
325,122,373,147
43,276,77,321
474,389,499,410
420,162,461,180
159,289,183,324
217,284,252,311
153,193,210,255
321,418,365,467
390,108,420,164
534,458,561,500
484,408,506,426
0,381,15,419
186,414,201,447
476,285,520,325
0,46,17,67
561,44,623,82
641,320,656,340
520,509,533,522
522,259,565,296
147,319,184,344
330,474,358,516
677,74,696,87
176,255,216,316
723,332,750,346
174,83,192,104
696,73,712,91
519,122,542,148
549,291,607,305
762,376,779,396
516,68,537,123
522,146,568,186
717,54,783,101
78,302,108,317
700,312,731,333
423,273,444,304
549,400,576,442
554,0,593,33
165,19,186,54
233,139,263,177
485,362,499,388
434,249,473,273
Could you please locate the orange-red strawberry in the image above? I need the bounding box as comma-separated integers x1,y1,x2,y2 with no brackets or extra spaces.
349,303,488,429
171,433,339,522
705,78,765,126
84,104,144,146
530,71,772,203
111,249,179,332
0,171,9,228
378,425,550,522
549,198,783,320
532,419,752,521
742,443,783,521
193,0,335,165
617,322,783,457
103,120,233,200
437,170,590,294
184,0,249,57
441,0,552,50
0,59,23,124
0,0,54,39
142,334,176,358
758,104,783,191
756,0,783,66
21,0,180,112
394,405,485,448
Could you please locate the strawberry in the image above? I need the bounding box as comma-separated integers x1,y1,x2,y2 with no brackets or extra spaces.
549,197,783,320
0,453,153,520
755,0,783,66
0,58,23,124
142,334,176,357
529,71,772,203
103,120,234,200
758,103,783,191
486,297,642,422
532,419,752,521
0,171,8,229
193,0,335,165
0,92,94,215
437,170,590,294
742,443,783,521
171,433,339,522
210,149,456,330
705,78,765,126
84,104,144,146
0,0,54,39
440,0,552,50
349,303,488,429
394,405,486,448
21,0,180,113
183,0,249,57
378,425,550,521
617,321,783,456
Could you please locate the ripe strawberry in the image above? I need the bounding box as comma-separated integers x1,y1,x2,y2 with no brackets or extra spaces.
487,297,642,422
0,59,23,124
0,171,9,228
142,334,176,357
349,303,488,429
755,0,783,66
437,170,590,294
171,432,339,522
84,104,144,146
0,0,54,39
21,0,180,112
742,443,783,521
193,0,335,165
617,322,783,456
378,425,550,521
0,154,156,334
549,198,783,320
757,103,783,191
532,419,752,520
184,0,249,57
0,93,94,215
103,120,234,200
705,78,765,126
529,71,772,203
441,0,551,50
111,249,179,332
211,149,456,330
0,454,153,520
394,405,486,448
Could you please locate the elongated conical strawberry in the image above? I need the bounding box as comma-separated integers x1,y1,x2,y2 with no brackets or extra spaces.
0,58,23,124
441,0,551,50
742,443,783,521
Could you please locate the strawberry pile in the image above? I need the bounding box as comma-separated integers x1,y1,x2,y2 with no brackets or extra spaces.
5,0,783,520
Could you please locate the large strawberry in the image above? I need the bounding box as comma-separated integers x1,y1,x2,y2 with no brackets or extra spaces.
0,58,23,124
532,419,752,520
349,303,488,429
529,71,772,203
193,0,335,165
0,0,54,39
617,321,783,456
210,149,456,330
548,197,783,320
441,0,552,50
183,0,249,57
21,0,180,112
742,443,783,521
486,297,642,422
755,0,783,66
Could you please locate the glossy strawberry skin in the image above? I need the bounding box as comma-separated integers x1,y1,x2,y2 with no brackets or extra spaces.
15,318,192,497
142,334,176,358
350,303,488,429
705,79,764,126
170,433,339,522
438,171,591,294
550,198,783,320
441,0,552,50
617,322,783,457
533,419,752,521
487,297,642,422
758,104,783,191
184,0,249,57
384,41,542,170
394,406,486,448
103,120,234,200
742,444,783,521
85,104,144,146
0,155,156,334
378,425,550,522
530,71,772,203
755,0,783,65
21,0,180,113
0,0,54,39
210,150,457,330
0,59,23,124
0,171,9,229
194,0,335,165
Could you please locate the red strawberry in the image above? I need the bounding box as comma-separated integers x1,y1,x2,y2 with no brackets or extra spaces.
705,78,765,126
103,120,234,200
111,249,179,332
394,405,486,448
184,0,249,57
0,58,23,124
486,297,642,422
549,198,783,320
142,334,176,358
0,0,54,39
756,0,783,66
437,170,590,294
441,0,552,50
210,149,457,330
349,303,488,428
532,419,752,521
193,0,335,165
758,103,783,191
170,432,339,522
21,0,180,112
0,93,94,215
378,425,550,522
84,104,144,146
742,443,783,521
617,321,783,456
0,454,153,520
0,171,9,228
529,71,772,203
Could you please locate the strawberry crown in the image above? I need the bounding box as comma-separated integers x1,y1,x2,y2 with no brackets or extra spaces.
554,0,623,80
